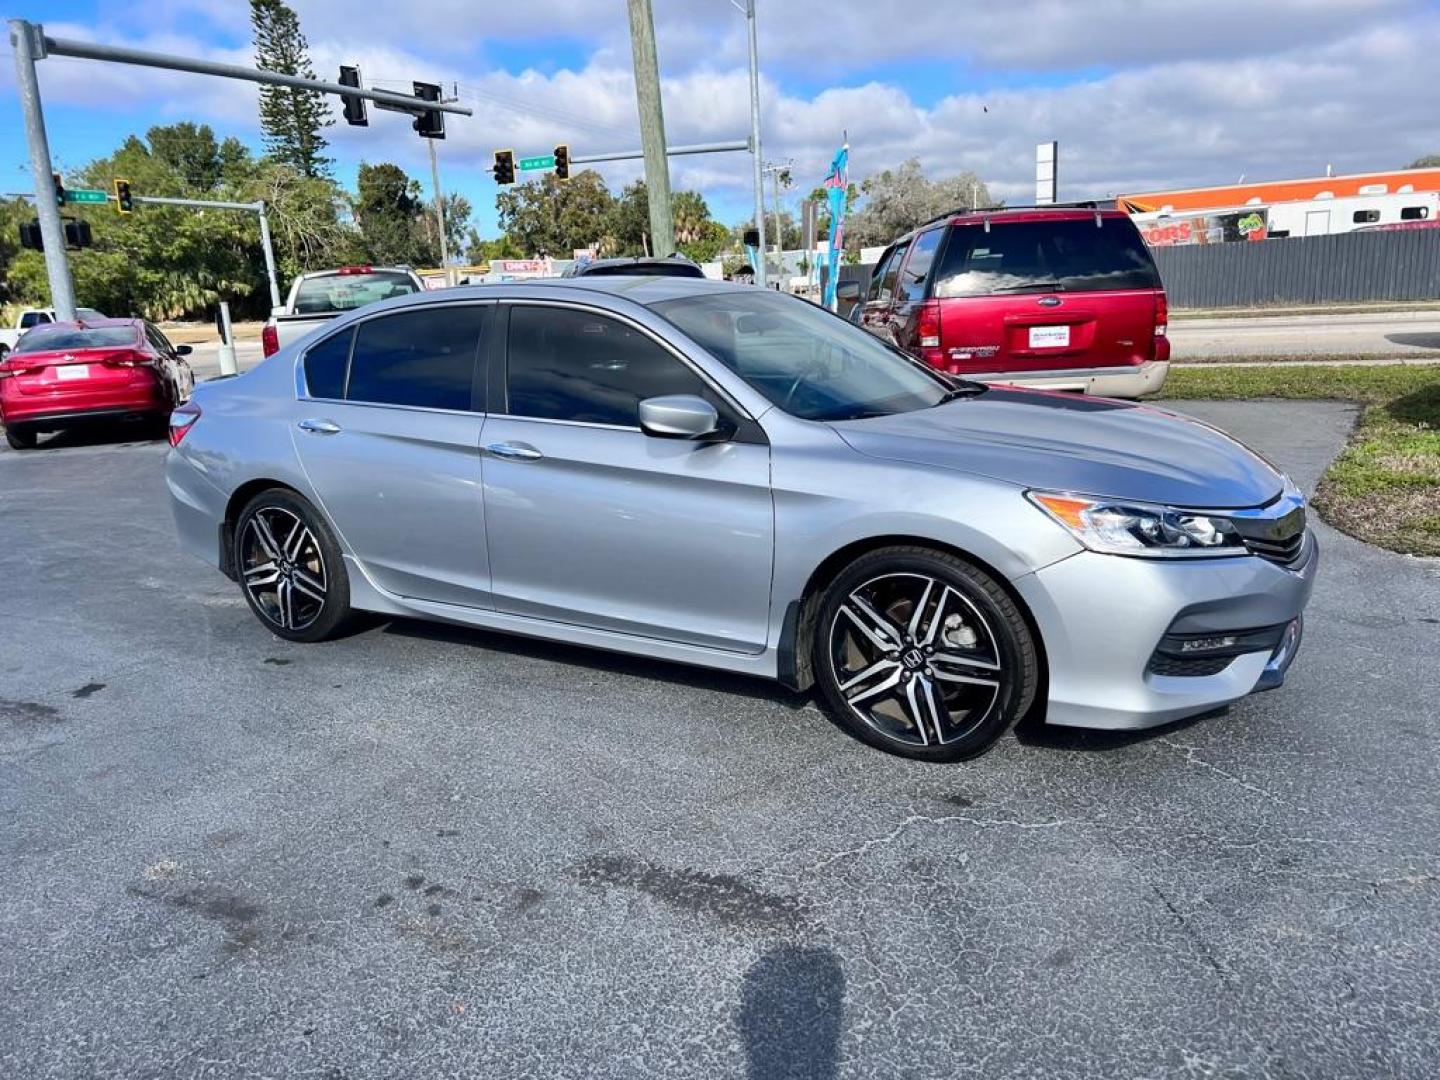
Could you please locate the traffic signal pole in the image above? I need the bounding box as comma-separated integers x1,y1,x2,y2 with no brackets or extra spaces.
742,0,767,287
9,20,76,320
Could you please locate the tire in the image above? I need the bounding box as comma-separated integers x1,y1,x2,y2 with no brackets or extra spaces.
813,546,1039,762
233,488,351,643
5,425,37,450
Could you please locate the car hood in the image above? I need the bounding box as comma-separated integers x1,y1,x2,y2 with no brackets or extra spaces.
830,387,1285,509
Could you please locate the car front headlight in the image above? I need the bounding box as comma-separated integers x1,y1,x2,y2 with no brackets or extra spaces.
1026,491,1247,558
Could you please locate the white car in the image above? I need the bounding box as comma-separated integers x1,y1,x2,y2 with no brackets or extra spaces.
260,266,425,358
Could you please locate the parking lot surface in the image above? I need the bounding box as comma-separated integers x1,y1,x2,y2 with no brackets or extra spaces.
2,401,1438,1079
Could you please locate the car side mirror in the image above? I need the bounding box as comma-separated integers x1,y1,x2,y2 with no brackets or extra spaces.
638,395,721,440
836,280,861,303
175,344,193,356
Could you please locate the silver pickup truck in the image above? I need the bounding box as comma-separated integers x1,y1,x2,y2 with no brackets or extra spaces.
261,266,426,357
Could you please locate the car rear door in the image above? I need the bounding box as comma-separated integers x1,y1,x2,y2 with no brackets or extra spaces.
858,242,907,341
931,216,1162,376
884,226,945,353
480,301,774,653
288,303,493,608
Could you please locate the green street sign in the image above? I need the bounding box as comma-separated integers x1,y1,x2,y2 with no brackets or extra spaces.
518,154,556,171
63,188,109,205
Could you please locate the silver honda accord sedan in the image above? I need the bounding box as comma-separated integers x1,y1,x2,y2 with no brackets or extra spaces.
166,277,1316,761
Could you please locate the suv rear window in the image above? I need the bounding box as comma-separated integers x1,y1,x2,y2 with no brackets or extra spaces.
934,217,1160,297
578,262,705,278
292,272,419,315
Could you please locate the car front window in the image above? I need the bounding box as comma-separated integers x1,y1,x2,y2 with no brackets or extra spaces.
652,291,953,422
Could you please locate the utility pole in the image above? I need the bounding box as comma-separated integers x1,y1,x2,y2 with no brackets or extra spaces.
626,0,675,257
9,20,76,320
427,137,451,284
741,0,767,287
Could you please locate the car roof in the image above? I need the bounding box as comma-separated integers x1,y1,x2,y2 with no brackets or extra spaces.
377,274,750,309
892,203,1129,244
25,317,140,332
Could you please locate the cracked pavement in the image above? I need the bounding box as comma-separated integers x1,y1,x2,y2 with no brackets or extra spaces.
2,400,1438,1078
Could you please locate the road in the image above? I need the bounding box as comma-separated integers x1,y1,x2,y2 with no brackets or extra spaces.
1169,308,1440,359
4,404,1438,1078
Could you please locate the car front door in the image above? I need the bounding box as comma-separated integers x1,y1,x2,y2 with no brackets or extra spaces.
481,301,774,653
289,303,493,608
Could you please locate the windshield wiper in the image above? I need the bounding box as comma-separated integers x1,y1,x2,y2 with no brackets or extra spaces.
934,381,987,405
988,281,1064,294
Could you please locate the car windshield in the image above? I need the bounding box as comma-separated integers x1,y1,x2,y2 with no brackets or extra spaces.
652,290,952,421
13,325,137,353
292,271,419,314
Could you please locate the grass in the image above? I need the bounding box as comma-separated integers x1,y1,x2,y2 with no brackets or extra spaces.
1156,364,1440,556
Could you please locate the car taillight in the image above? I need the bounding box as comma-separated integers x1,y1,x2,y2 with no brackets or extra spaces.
262,323,279,357
169,402,201,447
915,300,944,368
1154,292,1168,338
102,352,154,368
336,265,373,275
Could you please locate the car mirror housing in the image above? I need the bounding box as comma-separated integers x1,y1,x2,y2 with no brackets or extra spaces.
638,395,721,440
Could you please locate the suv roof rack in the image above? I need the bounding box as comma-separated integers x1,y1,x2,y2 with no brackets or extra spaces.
914,200,1108,230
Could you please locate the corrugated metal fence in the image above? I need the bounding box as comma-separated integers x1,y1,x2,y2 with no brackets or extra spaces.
1152,230,1440,308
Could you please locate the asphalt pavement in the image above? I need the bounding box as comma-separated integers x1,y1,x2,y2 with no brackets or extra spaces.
2,401,1438,1078
1168,308,1440,359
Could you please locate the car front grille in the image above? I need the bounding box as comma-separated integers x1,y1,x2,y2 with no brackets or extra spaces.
1227,494,1308,568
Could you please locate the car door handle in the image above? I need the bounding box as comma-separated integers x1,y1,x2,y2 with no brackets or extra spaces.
298,418,341,435
485,441,543,461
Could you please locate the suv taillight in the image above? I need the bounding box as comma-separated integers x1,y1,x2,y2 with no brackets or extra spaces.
261,323,279,357
915,300,944,368
169,402,201,447
1154,292,1168,338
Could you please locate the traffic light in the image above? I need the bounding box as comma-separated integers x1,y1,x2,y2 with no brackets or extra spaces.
53,172,65,205
19,220,43,251
339,65,368,126
553,144,570,181
493,149,515,185
63,218,93,250
412,81,444,139
114,178,133,215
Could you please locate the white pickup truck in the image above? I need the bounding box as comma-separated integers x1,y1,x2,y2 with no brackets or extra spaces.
261,266,426,357
0,306,107,359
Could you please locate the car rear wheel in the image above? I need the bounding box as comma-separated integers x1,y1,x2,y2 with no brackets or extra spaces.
814,546,1039,762
234,489,351,642
5,425,37,450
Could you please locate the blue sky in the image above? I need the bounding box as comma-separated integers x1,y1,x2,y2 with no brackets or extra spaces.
4,0,1437,249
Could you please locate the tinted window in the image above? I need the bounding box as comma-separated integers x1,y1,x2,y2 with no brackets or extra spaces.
655,290,952,422
19,311,52,329
873,242,910,304
13,325,138,354
934,218,1160,297
144,324,174,355
1352,209,1380,224
506,306,708,426
1401,206,1430,220
346,307,484,411
303,329,352,399
581,262,705,278
866,247,897,302
292,271,420,315
895,228,943,303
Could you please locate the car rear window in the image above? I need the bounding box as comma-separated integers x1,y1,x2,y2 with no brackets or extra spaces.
13,325,138,354
580,262,705,278
292,272,419,315
933,217,1160,297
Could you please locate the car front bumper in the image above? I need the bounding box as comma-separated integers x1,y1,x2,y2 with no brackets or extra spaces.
1011,532,1318,730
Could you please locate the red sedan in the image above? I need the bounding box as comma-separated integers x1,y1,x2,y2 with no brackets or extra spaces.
0,318,195,450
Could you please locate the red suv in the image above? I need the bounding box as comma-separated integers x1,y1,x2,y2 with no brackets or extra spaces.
847,204,1169,397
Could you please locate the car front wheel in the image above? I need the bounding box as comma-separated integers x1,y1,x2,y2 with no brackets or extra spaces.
814,546,1039,762
234,488,351,642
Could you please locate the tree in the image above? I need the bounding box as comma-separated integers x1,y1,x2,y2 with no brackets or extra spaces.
147,122,225,190
846,159,993,251
496,171,616,257
354,163,434,267
464,231,523,263
1405,155,1440,169
251,0,332,179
